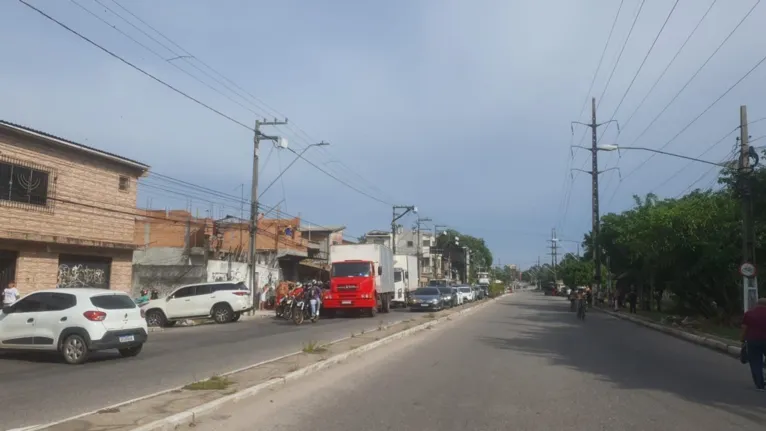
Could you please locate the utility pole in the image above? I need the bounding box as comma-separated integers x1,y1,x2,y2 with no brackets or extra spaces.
249,118,287,307
416,216,432,287
739,105,759,312
548,228,558,284
391,205,417,255
571,97,619,297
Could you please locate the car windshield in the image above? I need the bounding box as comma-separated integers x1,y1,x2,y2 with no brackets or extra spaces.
428,280,447,287
332,262,371,277
413,288,439,296
460,287,471,293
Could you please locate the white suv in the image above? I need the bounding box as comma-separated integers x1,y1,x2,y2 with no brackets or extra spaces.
141,281,252,327
0,288,148,365
457,286,474,303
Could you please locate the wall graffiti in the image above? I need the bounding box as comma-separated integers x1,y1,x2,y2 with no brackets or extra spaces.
57,264,107,288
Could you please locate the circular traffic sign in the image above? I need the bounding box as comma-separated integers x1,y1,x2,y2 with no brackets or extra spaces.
739,263,756,277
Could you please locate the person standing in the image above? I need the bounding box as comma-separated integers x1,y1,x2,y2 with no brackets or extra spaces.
627,288,638,314
741,298,766,391
3,280,19,307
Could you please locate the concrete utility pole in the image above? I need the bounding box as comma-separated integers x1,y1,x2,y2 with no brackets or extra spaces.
416,216,432,287
571,97,619,296
548,228,558,283
739,105,759,312
249,118,287,305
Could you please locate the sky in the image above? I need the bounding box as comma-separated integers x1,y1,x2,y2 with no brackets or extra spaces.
2,0,766,269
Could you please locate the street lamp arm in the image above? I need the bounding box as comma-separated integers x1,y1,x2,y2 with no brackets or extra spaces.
607,146,725,167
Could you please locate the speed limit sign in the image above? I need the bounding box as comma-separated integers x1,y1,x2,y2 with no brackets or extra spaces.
740,263,757,278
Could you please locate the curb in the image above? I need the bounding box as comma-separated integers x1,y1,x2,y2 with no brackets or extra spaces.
131,295,506,431
594,307,745,360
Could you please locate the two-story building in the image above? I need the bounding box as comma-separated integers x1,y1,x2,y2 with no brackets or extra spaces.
0,121,149,294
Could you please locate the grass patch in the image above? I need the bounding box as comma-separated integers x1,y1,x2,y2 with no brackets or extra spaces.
184,375,232,391
627,309,740,343
302,340,328,354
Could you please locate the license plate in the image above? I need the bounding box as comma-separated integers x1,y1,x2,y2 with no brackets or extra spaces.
421,304,429,307
119,335,135,343
341,300,352,305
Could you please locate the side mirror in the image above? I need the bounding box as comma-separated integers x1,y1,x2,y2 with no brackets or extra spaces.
2,306,13,314
166,296,173,302
405,271,409,278
378,266,383,276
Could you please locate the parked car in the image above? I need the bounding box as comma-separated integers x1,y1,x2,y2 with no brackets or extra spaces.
409,287,444,311
0,288,148,365
142,281,252,327
440,286,460,307
457,285,473,303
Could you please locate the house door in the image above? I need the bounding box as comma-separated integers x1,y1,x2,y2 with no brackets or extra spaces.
0,250,18,291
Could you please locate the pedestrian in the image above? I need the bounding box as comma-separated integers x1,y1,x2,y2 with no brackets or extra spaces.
627,288,638,314
3,280,20,307
741,297,766,391
259,285,269,310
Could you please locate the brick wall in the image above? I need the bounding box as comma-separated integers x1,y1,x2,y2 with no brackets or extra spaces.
0,129,143,246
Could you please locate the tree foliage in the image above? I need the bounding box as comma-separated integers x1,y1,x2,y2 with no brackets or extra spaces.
572,160,766,319
435,229,493,282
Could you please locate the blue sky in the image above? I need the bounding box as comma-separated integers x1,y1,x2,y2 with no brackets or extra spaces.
2,0,766,269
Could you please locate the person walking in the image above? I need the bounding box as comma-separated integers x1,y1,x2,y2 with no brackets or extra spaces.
3,280,19,307
741,298,766,391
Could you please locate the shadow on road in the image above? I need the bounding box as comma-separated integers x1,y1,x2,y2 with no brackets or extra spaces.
482,293,766,426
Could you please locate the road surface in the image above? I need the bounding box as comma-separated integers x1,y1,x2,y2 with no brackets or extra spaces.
194,292,766,431
0,309,412,429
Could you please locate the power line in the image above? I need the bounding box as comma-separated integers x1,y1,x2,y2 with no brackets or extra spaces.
17,0,254,131
556,0,626,234
619,0,718,133
595,0,647,112
617,1,760,159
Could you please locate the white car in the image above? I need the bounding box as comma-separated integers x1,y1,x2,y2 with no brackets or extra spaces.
457,286,474,303
0,288,148,365
142,281,252,327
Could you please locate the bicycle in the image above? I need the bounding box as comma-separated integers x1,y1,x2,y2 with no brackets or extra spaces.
576,299,586,321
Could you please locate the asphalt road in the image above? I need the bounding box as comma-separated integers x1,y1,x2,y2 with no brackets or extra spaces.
0,308,413,430
195,291,766,431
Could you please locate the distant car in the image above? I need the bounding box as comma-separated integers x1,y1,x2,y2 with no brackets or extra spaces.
441,286,460,307
409,287,444,311
142,281,252,327
0,289,147,365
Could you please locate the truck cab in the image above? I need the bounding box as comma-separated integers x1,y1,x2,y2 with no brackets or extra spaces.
324,244,395,317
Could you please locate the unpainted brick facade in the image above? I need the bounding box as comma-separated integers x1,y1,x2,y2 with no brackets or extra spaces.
0,123,148,294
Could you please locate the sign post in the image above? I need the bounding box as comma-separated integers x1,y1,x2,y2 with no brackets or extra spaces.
739,263,759,312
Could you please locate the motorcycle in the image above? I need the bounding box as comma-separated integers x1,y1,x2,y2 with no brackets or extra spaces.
293,284,321,325
275,295,294,320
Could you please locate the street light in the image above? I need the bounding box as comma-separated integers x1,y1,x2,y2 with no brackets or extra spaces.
392,205,417,254
259,141,330,198
596,144,729,167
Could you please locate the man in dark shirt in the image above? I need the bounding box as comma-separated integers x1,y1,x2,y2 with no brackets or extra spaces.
741,298,766,391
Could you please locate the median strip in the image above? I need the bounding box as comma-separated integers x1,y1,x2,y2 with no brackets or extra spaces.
19,295,507,431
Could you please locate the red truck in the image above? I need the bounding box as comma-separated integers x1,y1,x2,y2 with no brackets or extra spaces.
322,243,395,317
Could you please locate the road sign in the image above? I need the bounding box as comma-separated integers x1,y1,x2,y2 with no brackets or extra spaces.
739,262,756,278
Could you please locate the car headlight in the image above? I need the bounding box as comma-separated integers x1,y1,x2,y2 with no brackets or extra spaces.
431,298,439,304
413,298,421,303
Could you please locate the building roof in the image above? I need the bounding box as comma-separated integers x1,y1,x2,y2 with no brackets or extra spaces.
0,120,150,172
365,230,391,236
300,224,346,233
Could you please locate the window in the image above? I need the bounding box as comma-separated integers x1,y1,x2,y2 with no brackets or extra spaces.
11,293,45,313
406,241,414,247
58,255,112,289
172,286,194,298
41,292,77,311
90,294,136,310
332,262,371,277
212,283,245,292
118,175,130,191
0,159,50,207
193,285,213,295
394,270,403,282
423,240,431,247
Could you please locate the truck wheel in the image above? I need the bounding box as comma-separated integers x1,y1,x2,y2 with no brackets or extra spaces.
382,294,391,313
368,304,378,317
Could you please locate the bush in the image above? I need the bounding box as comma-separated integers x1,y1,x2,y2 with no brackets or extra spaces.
489,282,505,297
